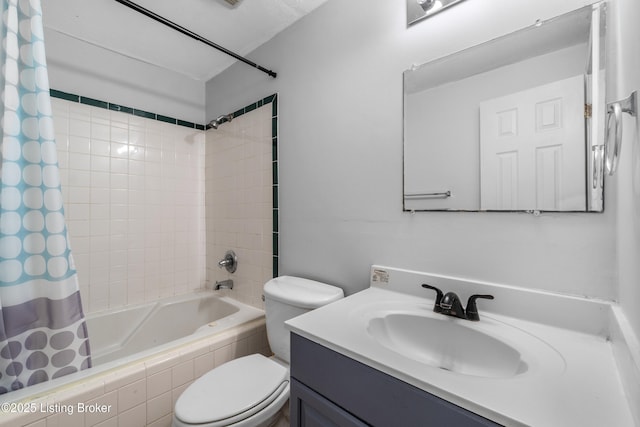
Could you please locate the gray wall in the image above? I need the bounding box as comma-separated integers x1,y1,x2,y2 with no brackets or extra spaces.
44,29,206,124
205,0,618,299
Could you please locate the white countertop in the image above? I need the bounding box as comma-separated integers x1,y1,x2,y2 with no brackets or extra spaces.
286,266,635,427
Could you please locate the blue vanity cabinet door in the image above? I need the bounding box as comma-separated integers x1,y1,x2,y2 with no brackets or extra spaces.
290,333,503,427
291,378,370,427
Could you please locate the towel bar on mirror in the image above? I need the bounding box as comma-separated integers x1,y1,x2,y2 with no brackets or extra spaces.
404,191,452,199
605,91,637,175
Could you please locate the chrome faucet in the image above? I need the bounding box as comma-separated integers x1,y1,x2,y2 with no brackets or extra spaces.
218,250,237,273
214,279,234,290
421,284,494,321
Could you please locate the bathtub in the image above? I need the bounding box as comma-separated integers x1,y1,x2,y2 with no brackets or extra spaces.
0,292,268,426
87,292,259,366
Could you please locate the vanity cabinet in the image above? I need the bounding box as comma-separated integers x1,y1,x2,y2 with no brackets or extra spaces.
290,333,502,427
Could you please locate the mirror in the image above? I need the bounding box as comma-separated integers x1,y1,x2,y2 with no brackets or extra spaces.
403,4,606,212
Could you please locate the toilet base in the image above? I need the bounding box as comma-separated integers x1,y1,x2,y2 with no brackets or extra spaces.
271,400,290,427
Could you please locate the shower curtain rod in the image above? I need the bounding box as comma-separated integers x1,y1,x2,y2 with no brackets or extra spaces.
113,0,277,78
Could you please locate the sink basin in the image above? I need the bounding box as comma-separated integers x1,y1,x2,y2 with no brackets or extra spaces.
367,313,528,378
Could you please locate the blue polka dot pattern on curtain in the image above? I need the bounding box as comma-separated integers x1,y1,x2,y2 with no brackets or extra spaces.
0,0,91,394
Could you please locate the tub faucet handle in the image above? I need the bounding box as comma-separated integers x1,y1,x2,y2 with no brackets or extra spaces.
218,250,237,273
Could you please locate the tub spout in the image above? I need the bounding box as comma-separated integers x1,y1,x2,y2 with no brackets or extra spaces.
215,279,234,290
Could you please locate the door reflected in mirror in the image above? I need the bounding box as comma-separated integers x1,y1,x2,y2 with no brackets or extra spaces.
403,4,605,212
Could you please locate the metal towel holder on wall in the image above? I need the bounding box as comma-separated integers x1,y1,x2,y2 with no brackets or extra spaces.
605,90,638,175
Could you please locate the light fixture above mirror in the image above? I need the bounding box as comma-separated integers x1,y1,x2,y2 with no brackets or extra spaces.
407,0,468,25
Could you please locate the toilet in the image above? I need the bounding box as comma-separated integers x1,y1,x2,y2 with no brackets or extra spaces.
172,276,344,427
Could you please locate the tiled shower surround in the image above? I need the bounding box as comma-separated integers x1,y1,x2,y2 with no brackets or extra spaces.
205,102,276,308
50,93,277,313
52,98,207,313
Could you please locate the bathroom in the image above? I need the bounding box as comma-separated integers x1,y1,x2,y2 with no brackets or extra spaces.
0,0,639,425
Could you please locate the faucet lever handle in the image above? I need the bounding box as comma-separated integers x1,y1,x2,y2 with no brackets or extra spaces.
421,284,444,313
465,294,494,321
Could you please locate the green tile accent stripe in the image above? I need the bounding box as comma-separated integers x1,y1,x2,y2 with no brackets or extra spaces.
49,89,204,129
273,209,279,233
133,109,156,120
272,186,279,209
272,137,278,161
79,96,108,109
231,94,279,120
108,103,134,115
269,93,279,278
272,162,278,185
157,114,177,124
178,119,197,128
50,89,79,102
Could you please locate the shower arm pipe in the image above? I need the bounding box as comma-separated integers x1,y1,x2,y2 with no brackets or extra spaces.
113,0,277,78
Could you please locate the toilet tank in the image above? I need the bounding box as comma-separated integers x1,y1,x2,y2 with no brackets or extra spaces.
263,276,344,363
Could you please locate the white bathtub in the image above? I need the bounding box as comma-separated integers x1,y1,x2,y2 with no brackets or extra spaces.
0,292,266,413
87,292,254,366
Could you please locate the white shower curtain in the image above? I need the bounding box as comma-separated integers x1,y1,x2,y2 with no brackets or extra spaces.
0,0,90,393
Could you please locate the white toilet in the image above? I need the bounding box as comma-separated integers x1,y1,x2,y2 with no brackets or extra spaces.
172,276,344,427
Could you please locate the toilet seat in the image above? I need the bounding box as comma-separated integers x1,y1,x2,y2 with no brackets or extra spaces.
173,354,289,426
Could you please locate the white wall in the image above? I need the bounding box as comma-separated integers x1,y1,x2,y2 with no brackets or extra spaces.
205,0,617,298
44,29,206,125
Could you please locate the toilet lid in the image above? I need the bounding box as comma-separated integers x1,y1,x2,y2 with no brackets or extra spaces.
174,354,289,425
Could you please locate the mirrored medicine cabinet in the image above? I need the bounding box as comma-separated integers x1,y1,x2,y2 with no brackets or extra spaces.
403,4,606,212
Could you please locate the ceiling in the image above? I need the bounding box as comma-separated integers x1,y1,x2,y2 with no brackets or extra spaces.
41,0,328,82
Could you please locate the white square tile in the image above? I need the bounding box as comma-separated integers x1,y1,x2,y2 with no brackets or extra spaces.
194,352,214,378
70,152,91,171
117,403,146,427
147,369,172,399
146,392,172,423
110,173,128,189
171,360,194,387
111,127,128,144
92,416,118,427
69,136,91,154
91,123,111,141
118,378,147,412
91,156,110,173
111,158,128,174
69,118,91,137
91,171,110,188
90,139,111,157
83,390,118,426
